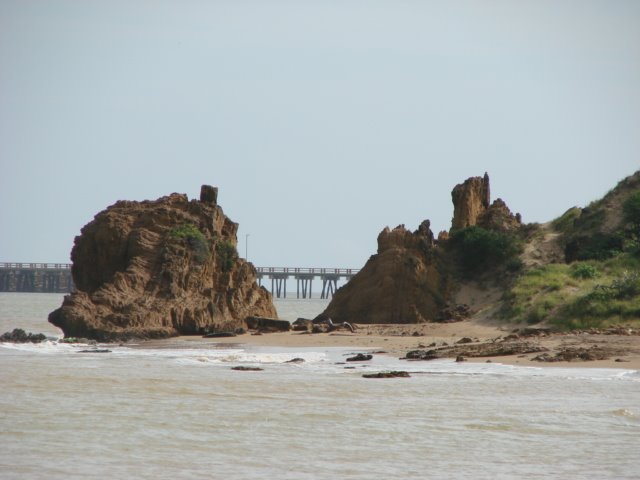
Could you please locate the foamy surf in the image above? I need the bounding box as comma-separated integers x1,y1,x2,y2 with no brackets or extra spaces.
1,339,638,382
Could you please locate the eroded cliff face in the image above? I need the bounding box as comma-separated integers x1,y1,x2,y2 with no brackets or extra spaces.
320,173,522,324
49,186,276,340
320,222,449,324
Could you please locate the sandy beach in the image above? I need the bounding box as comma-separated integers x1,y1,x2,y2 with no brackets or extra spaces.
184,322,640,370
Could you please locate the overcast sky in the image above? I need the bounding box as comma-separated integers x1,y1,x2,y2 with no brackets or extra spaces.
1,1,638,268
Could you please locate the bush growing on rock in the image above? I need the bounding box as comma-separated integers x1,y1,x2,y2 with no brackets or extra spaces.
449,226,521,277
216,241,237,272
169,224,209,264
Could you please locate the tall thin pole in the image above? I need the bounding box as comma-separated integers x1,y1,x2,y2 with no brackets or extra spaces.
245,234,249,261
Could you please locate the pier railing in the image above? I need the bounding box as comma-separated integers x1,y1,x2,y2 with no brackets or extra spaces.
256,267,359,275
0,263,360,297
0,262,71,270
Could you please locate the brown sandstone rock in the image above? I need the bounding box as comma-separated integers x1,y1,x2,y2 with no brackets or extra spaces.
477,198,522,232
319,173,520,326
319,223,450,324
49,186,276,341
451,172,491,230
450,173,521,232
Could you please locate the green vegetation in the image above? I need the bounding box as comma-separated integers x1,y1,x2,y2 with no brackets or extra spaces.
570,263,599,279
623,191,640,227
500,172,640,330
168,224,210,264
501,253,640,330
448,226,522,277
553,173,640,262
551,207,581,233
216,240,237,272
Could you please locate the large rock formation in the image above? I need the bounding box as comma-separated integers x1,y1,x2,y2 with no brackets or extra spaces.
49,186,277,340
319,221,450,324
320,173,522,324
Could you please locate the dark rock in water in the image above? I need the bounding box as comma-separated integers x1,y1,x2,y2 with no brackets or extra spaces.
0,329,47,343
203,332,236,338
231,366,263,371
77,349,112,353
346,353,373,362
245,316,290,332
455,355,466,362
285,357,305,363
59,337,96,344
363,371,411,379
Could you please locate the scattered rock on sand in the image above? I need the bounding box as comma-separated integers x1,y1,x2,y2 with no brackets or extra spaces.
532,346,614,362
292,318,313,332
405,349,439,361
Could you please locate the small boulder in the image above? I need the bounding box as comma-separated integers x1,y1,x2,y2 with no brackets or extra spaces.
405,349,439,360
285,357,305,363
292,318,313,332
245,316,290,332
346,353,373,362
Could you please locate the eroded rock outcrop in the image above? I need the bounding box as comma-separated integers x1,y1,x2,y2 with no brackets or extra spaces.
49,186,277,340
451,173,521,232
320,173,522,325
451,173,491,230
318,223,450,324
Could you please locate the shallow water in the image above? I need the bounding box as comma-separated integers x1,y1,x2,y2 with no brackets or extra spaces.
1,293,639,479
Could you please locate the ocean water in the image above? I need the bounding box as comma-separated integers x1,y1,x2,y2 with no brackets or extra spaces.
1,293,639,479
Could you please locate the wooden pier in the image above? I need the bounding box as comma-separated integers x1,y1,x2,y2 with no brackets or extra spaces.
256,267,359,299
0,263,358,298
0,263,74,293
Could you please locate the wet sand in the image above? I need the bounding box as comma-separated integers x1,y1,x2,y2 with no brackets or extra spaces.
184,322,640,370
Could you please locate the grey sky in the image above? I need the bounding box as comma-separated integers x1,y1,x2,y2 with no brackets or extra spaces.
1,1,638,268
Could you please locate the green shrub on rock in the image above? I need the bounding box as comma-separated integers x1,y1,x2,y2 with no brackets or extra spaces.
449,226,521,277
168,224,210,264
216,241,237,272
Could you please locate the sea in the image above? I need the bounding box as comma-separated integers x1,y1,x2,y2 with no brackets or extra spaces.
1,293,639,480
